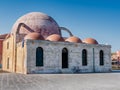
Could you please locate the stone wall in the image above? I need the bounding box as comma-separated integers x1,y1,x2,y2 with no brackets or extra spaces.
2,37,111,74
25,40,111,74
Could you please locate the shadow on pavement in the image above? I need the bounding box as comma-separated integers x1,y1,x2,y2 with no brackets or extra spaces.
0,68,9,73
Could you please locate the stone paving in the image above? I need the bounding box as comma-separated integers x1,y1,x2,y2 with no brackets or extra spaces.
0,72,120,90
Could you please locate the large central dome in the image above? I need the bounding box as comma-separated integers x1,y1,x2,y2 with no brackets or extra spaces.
11,12,61,38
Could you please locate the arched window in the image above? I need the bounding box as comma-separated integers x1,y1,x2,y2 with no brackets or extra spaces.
36,47,43,66
99,50,104,66
82,49,87,66
62,48,68,68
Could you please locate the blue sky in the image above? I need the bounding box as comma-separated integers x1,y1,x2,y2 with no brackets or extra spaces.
0,0,120,52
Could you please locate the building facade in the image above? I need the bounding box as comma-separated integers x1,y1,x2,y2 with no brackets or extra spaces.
0,34,8,68
1,12,111,74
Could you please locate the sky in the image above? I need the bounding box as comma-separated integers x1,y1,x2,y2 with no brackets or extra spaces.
0,0,120,52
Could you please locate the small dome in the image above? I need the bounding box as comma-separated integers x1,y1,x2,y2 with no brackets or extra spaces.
46,34,63,41
24,32,44,40
65,36,82,43
83,38,98,44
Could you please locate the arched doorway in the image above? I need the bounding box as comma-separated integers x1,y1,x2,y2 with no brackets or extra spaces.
62,48,68,68
36,47,43,66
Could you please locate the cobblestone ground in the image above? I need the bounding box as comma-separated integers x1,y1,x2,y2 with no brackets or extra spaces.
0,72,120,90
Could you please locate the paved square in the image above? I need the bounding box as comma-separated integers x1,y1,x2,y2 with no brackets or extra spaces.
0,72,120,90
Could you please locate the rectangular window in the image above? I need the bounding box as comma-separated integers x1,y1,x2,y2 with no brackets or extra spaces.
7,42,9,49
7,57,9,69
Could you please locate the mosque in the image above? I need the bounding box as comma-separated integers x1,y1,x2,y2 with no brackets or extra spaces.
0,12,111,74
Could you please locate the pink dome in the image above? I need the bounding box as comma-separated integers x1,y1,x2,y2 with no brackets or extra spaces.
11,12,61,39
24,32,44,40
83,38,98,44
46,34,63,41
65,36,82,43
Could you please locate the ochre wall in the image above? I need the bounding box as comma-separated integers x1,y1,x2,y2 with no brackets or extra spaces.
2,35,14,72
2,34,27,74
16,42,27,74
0,39,3,65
